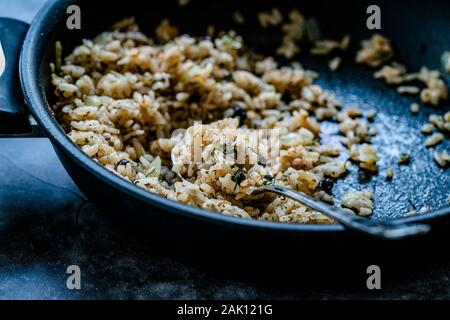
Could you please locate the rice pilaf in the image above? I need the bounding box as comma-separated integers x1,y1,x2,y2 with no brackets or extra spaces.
53,16,426,224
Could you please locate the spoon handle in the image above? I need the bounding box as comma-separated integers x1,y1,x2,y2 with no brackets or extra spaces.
257,185,430,240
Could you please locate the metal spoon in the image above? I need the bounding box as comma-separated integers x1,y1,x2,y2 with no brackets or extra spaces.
251,185,430,240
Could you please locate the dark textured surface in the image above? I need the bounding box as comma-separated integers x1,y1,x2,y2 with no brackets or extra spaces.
0,0,450,300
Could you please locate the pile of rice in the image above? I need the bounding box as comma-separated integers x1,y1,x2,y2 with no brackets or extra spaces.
51,16,408,224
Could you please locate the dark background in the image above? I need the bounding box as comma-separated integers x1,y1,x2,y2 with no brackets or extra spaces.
0,0,449,299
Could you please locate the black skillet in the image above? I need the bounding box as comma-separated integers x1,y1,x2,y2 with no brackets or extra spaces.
0,0,449,244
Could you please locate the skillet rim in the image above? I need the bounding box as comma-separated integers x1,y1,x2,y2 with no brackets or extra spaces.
18,0,450,236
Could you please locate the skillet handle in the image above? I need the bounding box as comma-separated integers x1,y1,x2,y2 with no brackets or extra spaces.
0,18,42,136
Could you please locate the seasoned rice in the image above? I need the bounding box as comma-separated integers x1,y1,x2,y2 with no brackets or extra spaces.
356,34,393,67
50,14,447,225
424,133,444,147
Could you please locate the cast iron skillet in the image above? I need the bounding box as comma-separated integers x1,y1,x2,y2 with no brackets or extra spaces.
0,0,449,241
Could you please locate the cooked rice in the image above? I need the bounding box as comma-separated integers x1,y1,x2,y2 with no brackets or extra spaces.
421,123,435,134
356,34,393,67
373,63,406,85
433,151,450,168
373,62,448,106
258,8,283,29
397,86,420,95
178,0,190,6
310,35,350,56
51,15,446,226
51,17,362,224
232,10,245,25
428,113,450,133
276,10,304,59
443,51,450,73
386,167,394,180
328,57,342,71
349,144,378,172
342,190,374,216
424,133,444,147
410,102,420,114
404,67,447,106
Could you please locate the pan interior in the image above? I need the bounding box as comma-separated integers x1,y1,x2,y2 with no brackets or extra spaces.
36,0,449,221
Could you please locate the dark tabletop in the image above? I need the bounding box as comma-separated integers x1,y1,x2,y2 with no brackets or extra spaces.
0,0,449,300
